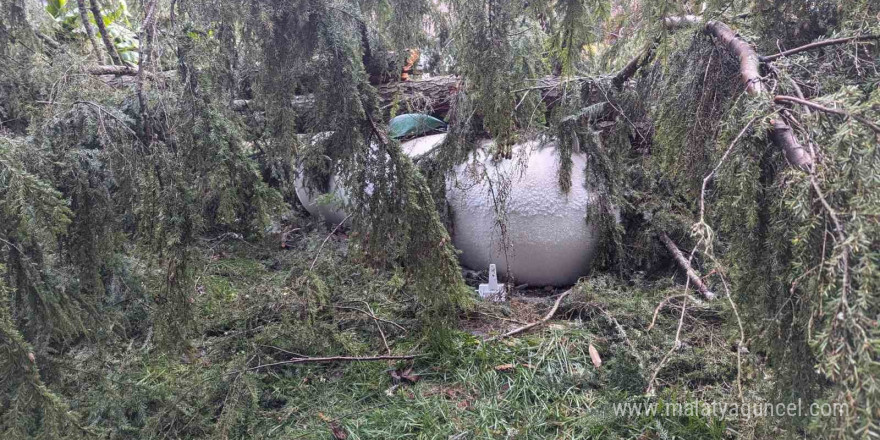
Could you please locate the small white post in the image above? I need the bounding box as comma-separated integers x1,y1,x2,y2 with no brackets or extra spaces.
478,264,505,301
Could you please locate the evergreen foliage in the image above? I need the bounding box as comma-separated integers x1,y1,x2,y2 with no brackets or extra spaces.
0,0,878,437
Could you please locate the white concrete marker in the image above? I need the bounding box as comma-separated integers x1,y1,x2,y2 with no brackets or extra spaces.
477,264,505,301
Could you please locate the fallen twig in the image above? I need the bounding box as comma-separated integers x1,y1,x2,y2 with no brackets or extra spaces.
600,306,646,373
704,255,746,403
646,239,703,395
485,290,571,342
364,302,391,354
334,304,406,332
646,291,689,396
472,310,529,326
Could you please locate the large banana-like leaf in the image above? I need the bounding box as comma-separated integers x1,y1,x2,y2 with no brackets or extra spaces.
45,0,68,18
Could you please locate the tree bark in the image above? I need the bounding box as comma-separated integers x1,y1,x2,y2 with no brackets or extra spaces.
75,0,104,63
88,65,138,76
89,0,122,65
768,119,813,170
377,75,461,116
704,20,763,96
663,15,702,30
700,21,815,169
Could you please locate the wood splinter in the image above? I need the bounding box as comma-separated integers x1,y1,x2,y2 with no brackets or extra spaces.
659,233,715,301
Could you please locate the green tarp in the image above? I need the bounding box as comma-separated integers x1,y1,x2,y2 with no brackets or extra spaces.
388,114,446,139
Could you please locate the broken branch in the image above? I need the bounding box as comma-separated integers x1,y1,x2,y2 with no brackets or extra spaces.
88,65,139,76
309,213,353,271
89,0,122,65
704,20,763,96
659,233,715,300
768,118,814,170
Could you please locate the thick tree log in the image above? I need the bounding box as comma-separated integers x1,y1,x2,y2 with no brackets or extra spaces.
377,75,461,116
659,233,715,301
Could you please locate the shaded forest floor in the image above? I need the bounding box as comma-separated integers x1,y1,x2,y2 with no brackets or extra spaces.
53,214,793,439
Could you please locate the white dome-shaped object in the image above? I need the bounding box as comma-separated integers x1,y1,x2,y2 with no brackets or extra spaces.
446,140,600,286
293,171,349,225
294,134,447,224
401,133,447,158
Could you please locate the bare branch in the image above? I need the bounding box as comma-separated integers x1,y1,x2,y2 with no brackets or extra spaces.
761,35,879,62
75,0,104,63
88,65,139,76
659,233,715,300
768,118,814,170
137,0,159,141
309,213,353,271
704,21,763,96
775,95,880,134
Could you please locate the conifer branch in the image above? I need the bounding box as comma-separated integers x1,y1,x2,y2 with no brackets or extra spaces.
774,95,880,134
241,354,420,372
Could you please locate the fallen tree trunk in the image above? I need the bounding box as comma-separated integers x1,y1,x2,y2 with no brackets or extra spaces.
377,75,461,116
103,16,817,172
